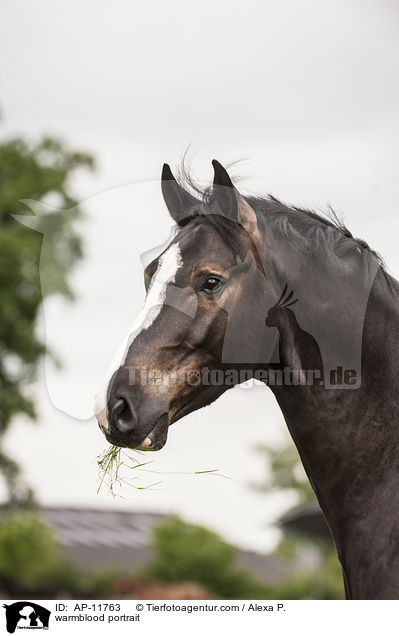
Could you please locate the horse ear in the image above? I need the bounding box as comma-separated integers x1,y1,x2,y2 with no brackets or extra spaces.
161,163,200,225
212,160,258,238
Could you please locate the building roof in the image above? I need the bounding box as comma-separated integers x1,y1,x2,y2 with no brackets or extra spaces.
40,507,163,550
278,503,333,542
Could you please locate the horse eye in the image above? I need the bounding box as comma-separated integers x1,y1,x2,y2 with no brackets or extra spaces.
202,276,223,294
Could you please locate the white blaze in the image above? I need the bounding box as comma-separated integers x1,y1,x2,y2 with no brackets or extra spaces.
94,242,182,430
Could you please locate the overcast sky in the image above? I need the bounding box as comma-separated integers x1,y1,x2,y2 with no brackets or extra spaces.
0,0,398,552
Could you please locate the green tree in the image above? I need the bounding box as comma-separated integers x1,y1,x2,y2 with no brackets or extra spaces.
0,511,78,589
255,441,315,505
0,129,94,504
142,515,270,599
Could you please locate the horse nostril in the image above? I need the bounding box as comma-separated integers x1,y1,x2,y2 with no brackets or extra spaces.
111,397,136,433
112,398,126,418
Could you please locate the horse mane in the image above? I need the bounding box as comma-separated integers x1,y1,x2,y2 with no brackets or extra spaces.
247,194,389,276
175,164,392,289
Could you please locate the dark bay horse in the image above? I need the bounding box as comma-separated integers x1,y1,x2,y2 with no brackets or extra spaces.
94,160,399,599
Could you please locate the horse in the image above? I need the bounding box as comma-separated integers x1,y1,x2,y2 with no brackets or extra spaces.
94,159,399,599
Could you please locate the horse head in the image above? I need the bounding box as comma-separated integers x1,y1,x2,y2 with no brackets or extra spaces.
94,160,276,450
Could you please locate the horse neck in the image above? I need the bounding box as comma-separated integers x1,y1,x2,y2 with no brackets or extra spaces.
265,258,399,596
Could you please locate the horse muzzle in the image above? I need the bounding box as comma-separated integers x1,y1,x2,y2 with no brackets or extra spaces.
97,394,169,451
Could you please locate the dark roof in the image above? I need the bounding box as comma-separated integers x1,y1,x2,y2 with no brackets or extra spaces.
40,507,163,549
278,503,333,542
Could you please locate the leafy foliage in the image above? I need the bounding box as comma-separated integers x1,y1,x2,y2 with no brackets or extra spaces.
142,515,270,599
0,511,78,589
0,130,94,501
254,441,314,504
141,513,345,599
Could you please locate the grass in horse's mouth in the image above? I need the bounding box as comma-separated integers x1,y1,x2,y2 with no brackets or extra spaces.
97,445,157,497
97,444,229,498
